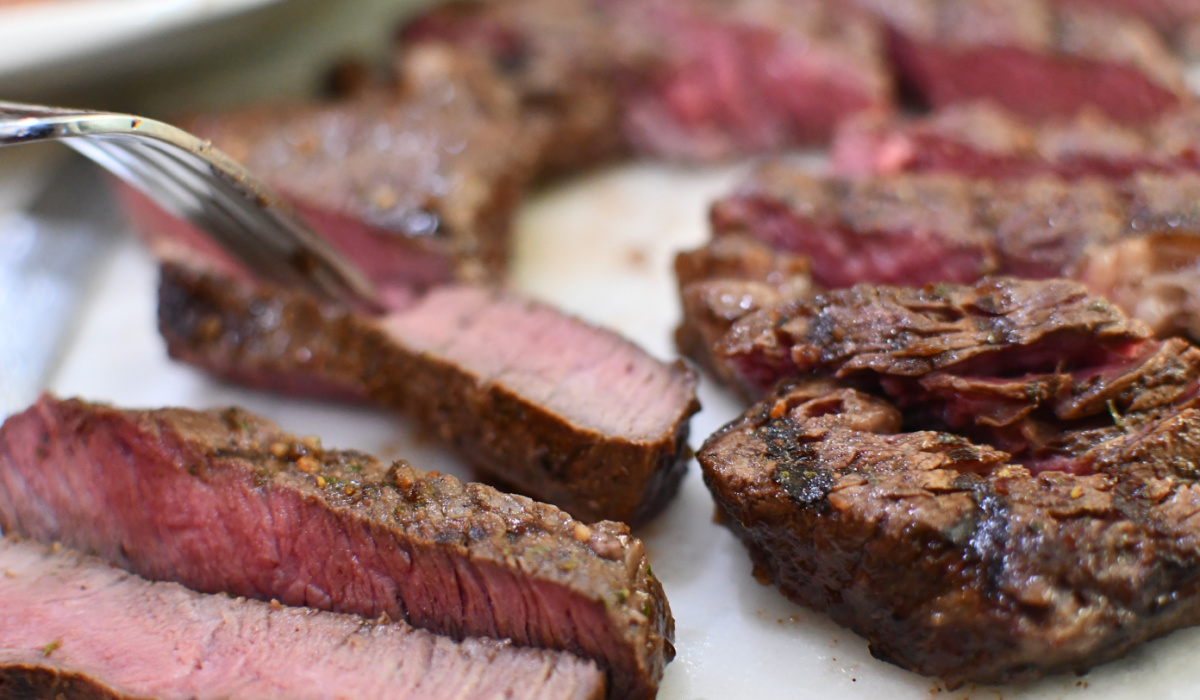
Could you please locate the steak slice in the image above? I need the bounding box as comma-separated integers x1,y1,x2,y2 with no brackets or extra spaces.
400,0,893,163
0,537,604,700
852,0,1189,123
157,262,699,525
832,101,1200,179
711,163,1200,338
124,46,544,297
0,396,674,700
699,375,1200,686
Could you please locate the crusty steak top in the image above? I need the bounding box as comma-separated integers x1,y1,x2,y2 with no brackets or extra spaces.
0,537,605,700
712,163,1200,339
851,0,1189,122
0,396,674,700
698,279,1200,684
157,262,699,525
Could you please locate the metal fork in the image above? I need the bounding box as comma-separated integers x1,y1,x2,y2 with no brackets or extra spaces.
0,100,381,310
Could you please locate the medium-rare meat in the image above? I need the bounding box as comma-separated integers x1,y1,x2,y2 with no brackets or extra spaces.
0,537,604,700
400,0,893,163
697,279,1200,685
0,395,674,700
124,45,545,299
674,236,815,385
711,163,1200,339
851,0,1189,123
832,101,1200,179
157,262,698,525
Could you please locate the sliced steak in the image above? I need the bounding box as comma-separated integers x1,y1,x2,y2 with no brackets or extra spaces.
400,0,893,163
156,263,699,525
852,0,1189,123
0,396,674,700
832,101,1200,179
698,280,1200,684
124,46,544,297
711,163,1200,339
0,537,604,700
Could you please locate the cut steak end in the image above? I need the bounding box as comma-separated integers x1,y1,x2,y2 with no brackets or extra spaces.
698,279,1200,684
156,262,699,525
0,537,605,700
0,396,674,700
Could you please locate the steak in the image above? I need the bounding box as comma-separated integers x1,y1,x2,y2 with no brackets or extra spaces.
0,537,604,700
400,0,893,163
124,45,545,297
0,395,674,700
156,262,698,525
710,163,1200,339
832,101,1200,179
851,0,1189,123
697,278,1200,685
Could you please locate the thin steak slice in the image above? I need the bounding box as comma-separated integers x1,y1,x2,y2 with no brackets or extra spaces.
699,279,1200,684
852,0,1189,123
699,374,1200,686
400,0,893,163
0,537,604,700
157,262,699,526
0,396,673,700
832,101,1200,179
711,163,1200,338
124,45,544,299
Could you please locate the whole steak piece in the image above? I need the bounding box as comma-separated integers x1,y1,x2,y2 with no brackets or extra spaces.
0,537,605,700
400,0,894,164
157,262,699,526
832,102,1200,179
711,163,1200,339
698,278,1200,685
852,0,1190,123
0,396,674,700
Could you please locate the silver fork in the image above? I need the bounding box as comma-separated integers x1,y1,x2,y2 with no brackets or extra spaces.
0,100,381,310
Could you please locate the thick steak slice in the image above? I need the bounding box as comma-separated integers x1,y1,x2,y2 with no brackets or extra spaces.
157,263,698,525
0,396,673,700
124,47,543,297
699,375,1200,686
853,0,1189,123
0,537,604,700
401,0,893,163
832,102,1200,179
711,163,1200,338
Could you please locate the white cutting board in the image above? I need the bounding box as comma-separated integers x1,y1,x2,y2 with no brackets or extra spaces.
40,158,1200,700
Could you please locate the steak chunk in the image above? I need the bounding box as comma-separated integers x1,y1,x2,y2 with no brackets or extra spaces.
832,102,1200,179
157,263,698,525
711,163,1200,338
698,281,1200,685
125,46,544,297
0,396,673,700
0,537,604,700
401,0,893,163
852,0,1189,123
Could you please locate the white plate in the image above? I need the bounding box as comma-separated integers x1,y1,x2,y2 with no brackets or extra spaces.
34,158,1200,700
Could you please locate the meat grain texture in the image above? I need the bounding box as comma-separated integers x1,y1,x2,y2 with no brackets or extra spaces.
0,537,605,700
698,278,1200,685
0,396,674,700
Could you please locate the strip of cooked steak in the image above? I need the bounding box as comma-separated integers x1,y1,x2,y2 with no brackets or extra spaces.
124,45,544,298
674,236,815,384
400,0,893,163
0,396,674,700
157,262,698,525
832,102,1200,179
851,0,1189,123
711,163,1200,338
698,280,1200,684
0,537,604,700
